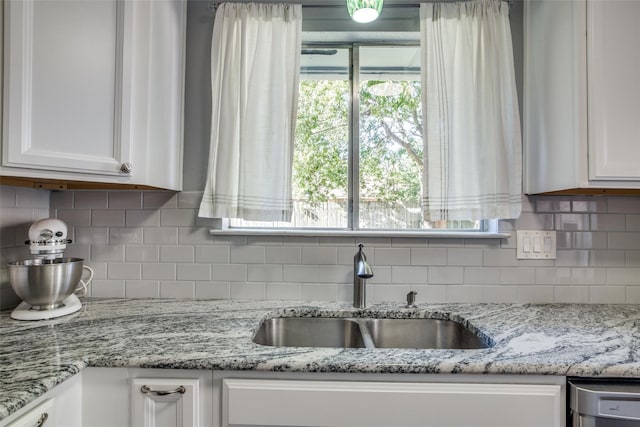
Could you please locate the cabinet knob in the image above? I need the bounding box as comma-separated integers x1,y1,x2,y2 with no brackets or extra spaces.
120,162,133,174
36,413,49,427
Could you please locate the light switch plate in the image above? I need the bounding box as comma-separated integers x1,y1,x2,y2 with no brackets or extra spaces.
516,230,556,260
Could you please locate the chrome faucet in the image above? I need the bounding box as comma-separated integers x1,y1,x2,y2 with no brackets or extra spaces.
353,244,373,308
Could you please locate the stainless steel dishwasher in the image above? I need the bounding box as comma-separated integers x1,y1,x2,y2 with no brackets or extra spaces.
570,380,640,426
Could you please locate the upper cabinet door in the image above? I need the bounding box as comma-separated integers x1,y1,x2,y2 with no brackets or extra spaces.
3,0,133,177
587,0,640,181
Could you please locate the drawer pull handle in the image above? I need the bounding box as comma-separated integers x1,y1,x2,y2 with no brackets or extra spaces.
140,385,186,396
36,412,49,427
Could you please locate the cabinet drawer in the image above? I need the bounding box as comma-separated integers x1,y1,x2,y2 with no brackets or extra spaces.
223,379,562,427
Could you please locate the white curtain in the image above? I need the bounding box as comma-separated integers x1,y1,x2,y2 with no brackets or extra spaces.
198,3,302,221
420,0,522,221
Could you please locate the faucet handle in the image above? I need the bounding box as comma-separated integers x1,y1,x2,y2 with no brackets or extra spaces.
406,291,417,308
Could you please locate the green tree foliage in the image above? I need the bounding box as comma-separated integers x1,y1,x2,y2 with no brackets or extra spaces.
294,79,423,204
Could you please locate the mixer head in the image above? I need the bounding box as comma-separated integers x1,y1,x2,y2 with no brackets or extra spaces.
26,218,72,259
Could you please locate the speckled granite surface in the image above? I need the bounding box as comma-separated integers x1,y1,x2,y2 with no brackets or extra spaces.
2,298,640,420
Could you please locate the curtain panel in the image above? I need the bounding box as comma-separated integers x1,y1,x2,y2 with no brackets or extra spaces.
198,3,303,221
420,0,522,221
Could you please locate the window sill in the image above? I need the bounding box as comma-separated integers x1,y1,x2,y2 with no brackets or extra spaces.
208,229,510,239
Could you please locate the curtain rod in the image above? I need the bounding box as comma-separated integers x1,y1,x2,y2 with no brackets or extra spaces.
207,1,512,14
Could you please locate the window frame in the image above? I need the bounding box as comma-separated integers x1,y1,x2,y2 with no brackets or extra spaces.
213,41,506,238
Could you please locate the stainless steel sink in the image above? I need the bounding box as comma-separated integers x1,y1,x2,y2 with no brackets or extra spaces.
365,318,487,349
253,317,488,350
253,317,366,348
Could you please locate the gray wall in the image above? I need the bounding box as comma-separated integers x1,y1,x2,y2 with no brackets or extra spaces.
181,0,525,190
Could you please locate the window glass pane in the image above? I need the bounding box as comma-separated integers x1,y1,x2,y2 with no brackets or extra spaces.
358,45,424,229
293,48,350,228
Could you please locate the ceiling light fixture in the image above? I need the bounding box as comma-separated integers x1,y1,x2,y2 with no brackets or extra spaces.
347,0,384,23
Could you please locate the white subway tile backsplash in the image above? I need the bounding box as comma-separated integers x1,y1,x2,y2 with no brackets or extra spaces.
447,248,483,266
391,266,428,284
230,246,265,264
480,285,519,303
607,268,640,285
110,227,143,245
535,268,572,285
142,263,176,280
248,265,283,282
589,286,626,304
108,191,142,209
57,209,92,226
144,227,179,245
195,246,230,263
301,247,337,265
125,280,160,298
591,214,626,231
50,191,73,209
608,198,640,213
7,188,640,308
463,267,500,285
178,227,213,244
92,209,125,226
177,263,211,281
410,248,447,266
608,232,640,250
266,282,302,300
160,245,194,263
627,214,640,231
428,267,464,285
302,283,337,301
143,192,177,209
372,284,410,302
126,210,161,227
177,192,203,209
75,191,108,209
230,282,266,300
107,263,141,280
15,187,49,208
266,247,301,264
160,281,195,298
212,264,247,281
91,280,125,297
368,266,392,284
195,281,230,299
570,268,606,285
374,248,411,266
0,186,16,207
91,245,124,262
515,285,554,303
161,209,196,227
553,286,590,304
74,227,109,245
125,245,160,263
500,267,535,285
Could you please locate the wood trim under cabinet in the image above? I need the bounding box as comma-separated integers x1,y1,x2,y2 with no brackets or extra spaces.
528,188,640,196
0,176,173,191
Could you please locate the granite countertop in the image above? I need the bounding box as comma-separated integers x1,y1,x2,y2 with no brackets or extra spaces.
2,298,640,420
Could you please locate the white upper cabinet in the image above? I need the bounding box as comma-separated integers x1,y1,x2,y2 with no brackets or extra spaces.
1,0,185,190
524,0,640,194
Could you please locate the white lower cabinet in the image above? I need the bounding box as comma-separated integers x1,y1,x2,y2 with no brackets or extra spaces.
215,371,566,427
4,399,54,427
82,367,213,427
0,373,81,427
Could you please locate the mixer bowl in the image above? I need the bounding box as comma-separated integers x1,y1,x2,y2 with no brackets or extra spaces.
8,258,85,310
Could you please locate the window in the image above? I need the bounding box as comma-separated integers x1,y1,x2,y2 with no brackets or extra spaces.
229,41,483,232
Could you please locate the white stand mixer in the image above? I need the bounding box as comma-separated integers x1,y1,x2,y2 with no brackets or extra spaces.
9,218,93,321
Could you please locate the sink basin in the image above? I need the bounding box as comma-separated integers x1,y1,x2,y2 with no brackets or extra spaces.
365,318,487,349
253,317,488,350
253,317,366,348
